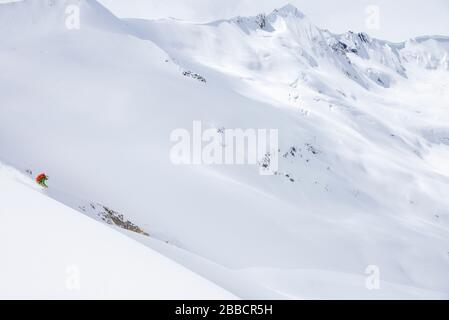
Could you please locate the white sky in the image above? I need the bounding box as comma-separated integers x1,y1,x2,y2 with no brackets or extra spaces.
0,0,446,41
97,0,449,41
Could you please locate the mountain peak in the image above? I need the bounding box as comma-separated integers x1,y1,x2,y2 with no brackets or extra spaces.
270,3,305,19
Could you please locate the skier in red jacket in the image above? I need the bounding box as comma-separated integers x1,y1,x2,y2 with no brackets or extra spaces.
36,173,49,188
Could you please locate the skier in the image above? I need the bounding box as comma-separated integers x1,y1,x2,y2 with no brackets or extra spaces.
36,173,49,188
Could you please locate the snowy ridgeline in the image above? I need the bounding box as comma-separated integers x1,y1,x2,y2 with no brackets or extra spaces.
130,2,449,91
0,0,449,299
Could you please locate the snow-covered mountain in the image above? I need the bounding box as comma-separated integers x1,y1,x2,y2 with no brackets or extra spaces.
1,0,449,299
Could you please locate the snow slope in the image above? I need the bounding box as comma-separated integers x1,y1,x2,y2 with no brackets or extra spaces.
0,162,235,299
1,0,449,299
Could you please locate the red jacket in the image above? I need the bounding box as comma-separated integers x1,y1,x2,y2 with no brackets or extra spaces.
36,173,47,183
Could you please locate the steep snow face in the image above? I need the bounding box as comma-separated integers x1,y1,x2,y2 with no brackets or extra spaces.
1,0,449,299
0,162,235,299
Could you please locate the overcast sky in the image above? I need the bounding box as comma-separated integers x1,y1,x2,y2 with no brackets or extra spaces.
97,0,449,41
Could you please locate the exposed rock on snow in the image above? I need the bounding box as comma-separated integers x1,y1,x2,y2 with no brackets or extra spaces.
79,202,150,236
182,70,207,83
